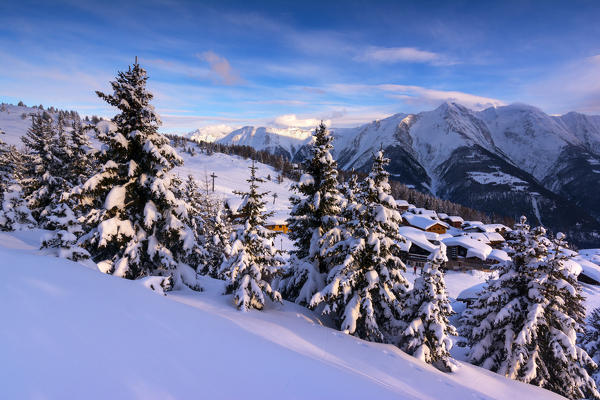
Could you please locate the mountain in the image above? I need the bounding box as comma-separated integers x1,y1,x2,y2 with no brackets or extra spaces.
218,126,312,159
186,124,236,143
216,102,600,247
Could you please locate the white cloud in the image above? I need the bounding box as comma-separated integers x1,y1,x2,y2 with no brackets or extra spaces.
197,51,244,85
525,55,600,114
273,114,330,128
358,46,440,63
378,84,504,110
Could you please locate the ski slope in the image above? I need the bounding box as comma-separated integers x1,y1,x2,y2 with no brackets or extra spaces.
0,230,564,400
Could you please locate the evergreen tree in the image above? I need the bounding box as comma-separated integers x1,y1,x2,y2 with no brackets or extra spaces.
400,246,457,372
583,308,600,385
462,217,599,399
21,113,66,225
310,150,409,342
0,129,35,231
220,161,283,311
41,202,90,261
68,121,94,186
203,206,232,279
179,174,209,269
77,61,198,288
280,122,343,305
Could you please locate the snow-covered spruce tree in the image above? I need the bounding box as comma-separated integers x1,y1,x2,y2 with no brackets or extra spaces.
179,174,209,269
583,308,600,385
400,246,457,372
78,61,199,288
20,113,66,225
279,122,343,305
219,161,284,311
310,150,409,343
67,121,95,186
0,129,35,231
461,217,599,399
41,121,96,261
41,201,90,261
203,206,232,279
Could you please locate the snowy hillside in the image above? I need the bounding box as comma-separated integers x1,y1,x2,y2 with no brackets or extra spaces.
185,124,236,143
0,229,565,400
217,126,312,159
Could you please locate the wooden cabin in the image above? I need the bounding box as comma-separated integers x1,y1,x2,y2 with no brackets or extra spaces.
402,213,449,234
265,223,289,234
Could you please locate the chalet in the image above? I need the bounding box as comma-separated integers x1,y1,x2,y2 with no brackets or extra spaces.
398,226,440,268
395,199,410,212
409,207,438,219
442,236,510,270
265,216,289,234
402,213,449,234
265,223,288,234
442,215,464,228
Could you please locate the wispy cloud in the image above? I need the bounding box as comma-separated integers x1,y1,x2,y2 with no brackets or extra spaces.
197,51,244,85
357,46,453,65
378,84,504,109
273,114,328,128
525,55,600,114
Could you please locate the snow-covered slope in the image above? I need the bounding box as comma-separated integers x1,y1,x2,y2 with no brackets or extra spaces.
217,126,312,159
185,124,236,143
0,230,565,400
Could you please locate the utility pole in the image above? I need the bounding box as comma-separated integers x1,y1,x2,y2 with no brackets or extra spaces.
210,172,217,192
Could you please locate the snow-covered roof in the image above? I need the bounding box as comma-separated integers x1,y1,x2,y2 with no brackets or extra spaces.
398,226,439,253
481,224,512,233
395,199,409,206
488,249,510,262
484,232,506,243
442,236,494,261
461,232,491,244
403,213,448,231
409,207,437,218
463,221,484,229
445,215,464,223
437,212,448,220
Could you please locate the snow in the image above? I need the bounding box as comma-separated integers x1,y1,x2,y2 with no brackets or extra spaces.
442,236,493,261
0,230,565,399
104,185,127,210
468,171,527,187
217,126,312,158
185,124,237,143
403,213,448,231
399,226,439,253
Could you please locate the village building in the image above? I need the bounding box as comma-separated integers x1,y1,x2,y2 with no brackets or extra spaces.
441,215,464,228
442,236,510,271
395,199,410,212
402,213,449,234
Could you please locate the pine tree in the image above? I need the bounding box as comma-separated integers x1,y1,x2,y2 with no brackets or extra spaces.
220,161,283,311
179,174,209,269
203,206,232,279
400,246,457,372
462,217,599,399
310,150,409,343
21,113,66,225
0,129,35,231
68,121,94,186
583,308,600,385
41,202,90,261
279,122,343,305
77,61,198,288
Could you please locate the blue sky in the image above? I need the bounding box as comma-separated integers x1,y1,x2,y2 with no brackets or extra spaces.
1,0,600,131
